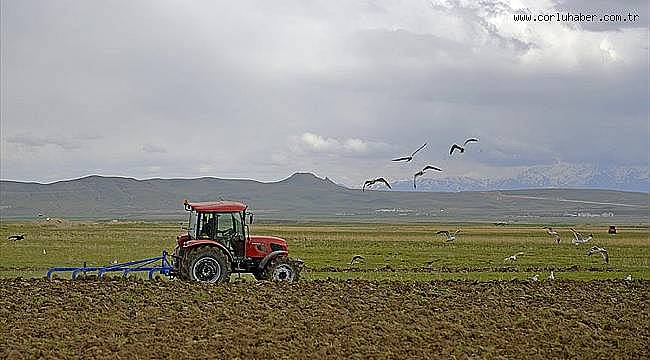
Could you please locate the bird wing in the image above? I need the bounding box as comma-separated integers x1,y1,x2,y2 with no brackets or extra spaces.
362,180,373,192
453,229,461,235
411,143,427,157
436,230,449,236
376,178,391,189
570,228,583,241
392,156,411,162
463,138,479,146
423,165,442,172
413,172,423,189
515,252,524,256
450,144,463,155
601,251,609,263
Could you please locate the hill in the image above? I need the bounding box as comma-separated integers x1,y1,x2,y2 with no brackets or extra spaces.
1,173,648,222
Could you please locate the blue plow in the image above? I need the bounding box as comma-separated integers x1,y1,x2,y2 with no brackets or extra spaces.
47,250,174,280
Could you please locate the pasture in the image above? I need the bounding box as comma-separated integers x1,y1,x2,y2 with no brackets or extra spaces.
1,220,648,280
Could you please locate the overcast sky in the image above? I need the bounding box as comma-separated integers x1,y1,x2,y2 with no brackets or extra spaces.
1,0,648,186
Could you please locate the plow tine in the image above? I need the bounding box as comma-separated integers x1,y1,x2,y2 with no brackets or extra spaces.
47,252,174,280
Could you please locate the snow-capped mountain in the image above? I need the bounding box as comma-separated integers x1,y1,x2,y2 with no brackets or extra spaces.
393,164,649,192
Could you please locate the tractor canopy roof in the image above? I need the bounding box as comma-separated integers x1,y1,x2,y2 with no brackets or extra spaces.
184,200,247,213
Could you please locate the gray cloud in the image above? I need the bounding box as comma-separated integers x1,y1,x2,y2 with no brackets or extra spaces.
141,144,167,154
6,133,83,150
1,0,647,186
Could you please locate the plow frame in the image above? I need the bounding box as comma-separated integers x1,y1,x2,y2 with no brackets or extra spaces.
47,251,174,280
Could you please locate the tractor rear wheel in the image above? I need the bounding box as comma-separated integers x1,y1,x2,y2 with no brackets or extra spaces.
259,256,301,282
183,247,231,284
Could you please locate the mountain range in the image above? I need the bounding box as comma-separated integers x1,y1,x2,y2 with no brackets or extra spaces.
1,173,648,222
393,164,649,193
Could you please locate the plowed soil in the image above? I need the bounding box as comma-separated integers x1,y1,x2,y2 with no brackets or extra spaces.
1,279,648,359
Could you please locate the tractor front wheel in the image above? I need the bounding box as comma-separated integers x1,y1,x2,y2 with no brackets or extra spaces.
184,247,231,284
259,257,301,282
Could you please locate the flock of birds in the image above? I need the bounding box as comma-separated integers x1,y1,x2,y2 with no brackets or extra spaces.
542,226,607,262
348,225,626,281
362,138,479,191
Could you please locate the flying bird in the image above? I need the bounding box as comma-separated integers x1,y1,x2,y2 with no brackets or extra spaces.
7,234,25,241
392,143,427,162
349,255,365,266
436,230,460,242
543,226,561,243
449,138,479,155
530,274,539,282
570,228,593,245
413,165,443,189
586,246,609,264
504,252,524,261
624,274,632,281
362,178,392,192
548,271,555,280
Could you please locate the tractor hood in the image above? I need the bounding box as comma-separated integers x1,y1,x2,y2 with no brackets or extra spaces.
249,235,288,251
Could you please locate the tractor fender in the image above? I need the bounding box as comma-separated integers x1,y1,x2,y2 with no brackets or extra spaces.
258,250,288,271
182,240,234,262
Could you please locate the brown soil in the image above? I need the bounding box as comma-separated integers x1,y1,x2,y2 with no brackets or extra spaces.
1,279,648,359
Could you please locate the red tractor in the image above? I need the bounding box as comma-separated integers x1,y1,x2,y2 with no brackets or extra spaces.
173,200,303,283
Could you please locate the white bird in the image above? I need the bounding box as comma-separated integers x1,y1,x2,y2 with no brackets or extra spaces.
349,255,365,266
543,226,561,243
436,230,460,242
413,165,443,189
531,274,539,282
449,138,479,155
111,259,119,265
392,143,427,162
504,252,524,261
624,274,632,281
570,228,593,245
42,249,47,255
548,271,555,280
586,246,609,264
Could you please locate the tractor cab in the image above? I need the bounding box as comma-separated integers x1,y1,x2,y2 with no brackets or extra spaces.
183,200,248,258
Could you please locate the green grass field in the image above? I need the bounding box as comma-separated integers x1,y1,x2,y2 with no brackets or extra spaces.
1,220,648,280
